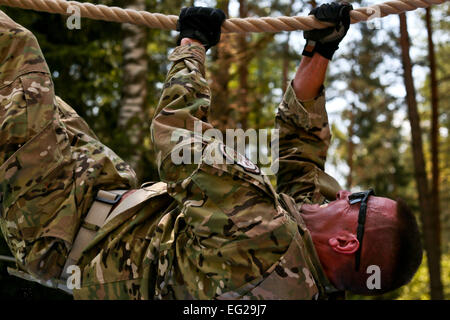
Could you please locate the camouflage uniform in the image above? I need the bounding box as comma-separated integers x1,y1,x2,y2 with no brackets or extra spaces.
0,12,343,300
0,11,137,281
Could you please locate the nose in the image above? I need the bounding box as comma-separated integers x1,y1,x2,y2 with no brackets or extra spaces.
336,190,351,200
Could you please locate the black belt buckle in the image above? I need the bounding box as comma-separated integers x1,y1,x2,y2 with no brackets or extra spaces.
95,191,123,205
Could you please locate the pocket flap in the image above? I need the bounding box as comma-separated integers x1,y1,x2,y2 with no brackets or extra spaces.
0,121,63,211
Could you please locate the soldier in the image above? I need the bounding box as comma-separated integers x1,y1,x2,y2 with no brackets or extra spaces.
0,3,422,300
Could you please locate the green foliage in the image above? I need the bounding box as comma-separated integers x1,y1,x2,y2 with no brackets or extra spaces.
417,2,450,252
347,254,450,300
397,254,450,300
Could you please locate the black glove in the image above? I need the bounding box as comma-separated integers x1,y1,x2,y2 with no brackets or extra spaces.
302,2,353,60
176,7,226,51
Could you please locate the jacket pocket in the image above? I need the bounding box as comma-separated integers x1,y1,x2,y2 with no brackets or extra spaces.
0,120,64,242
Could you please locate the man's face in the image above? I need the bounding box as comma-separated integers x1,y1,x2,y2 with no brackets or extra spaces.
300,190,359,237
300,190,398,282
300,190,397,238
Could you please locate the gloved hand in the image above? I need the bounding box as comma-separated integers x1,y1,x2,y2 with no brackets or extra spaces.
176,6,226,51
302,2,353,60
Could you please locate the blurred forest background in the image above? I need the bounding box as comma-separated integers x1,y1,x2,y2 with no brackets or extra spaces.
0,0,448,300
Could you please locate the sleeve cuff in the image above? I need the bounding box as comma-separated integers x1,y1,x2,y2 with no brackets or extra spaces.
279,82,328,130
285,81,325,112
168,44,206,65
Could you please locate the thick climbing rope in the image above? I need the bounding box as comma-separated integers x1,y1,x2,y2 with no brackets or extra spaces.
0,0,447,32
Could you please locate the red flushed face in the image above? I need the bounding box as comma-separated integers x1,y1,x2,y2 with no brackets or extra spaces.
300,190,357,236
301,190,397,238
300,190,398,290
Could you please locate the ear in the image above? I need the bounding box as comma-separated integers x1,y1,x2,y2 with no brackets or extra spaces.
328,234,359,254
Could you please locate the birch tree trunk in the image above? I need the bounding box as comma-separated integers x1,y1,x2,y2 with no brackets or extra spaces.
119,0,148,177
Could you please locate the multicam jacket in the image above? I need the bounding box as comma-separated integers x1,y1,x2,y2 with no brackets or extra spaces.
0,10,137,281
0,11,343,300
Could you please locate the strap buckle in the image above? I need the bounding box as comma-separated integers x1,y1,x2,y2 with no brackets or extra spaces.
95,191,123,205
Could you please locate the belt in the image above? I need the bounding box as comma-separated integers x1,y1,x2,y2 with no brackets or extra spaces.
61,182,168,280
61,189,127,280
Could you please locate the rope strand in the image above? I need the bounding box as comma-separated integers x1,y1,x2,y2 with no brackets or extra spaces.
0,0,447,32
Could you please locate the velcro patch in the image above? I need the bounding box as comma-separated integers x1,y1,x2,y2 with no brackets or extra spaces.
219,143,260,175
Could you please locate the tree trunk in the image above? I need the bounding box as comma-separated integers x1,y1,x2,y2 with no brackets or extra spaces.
210,0,233,133
399,12,443,300
309,0,317,8
282,0,295,93
347,103,355,190
282,37,290,94
238,0,249,130
425,6,442,266
119,0,148,177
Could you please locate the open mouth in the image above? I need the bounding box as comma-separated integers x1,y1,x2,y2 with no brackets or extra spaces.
300,203,321,214
300,202,330,215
